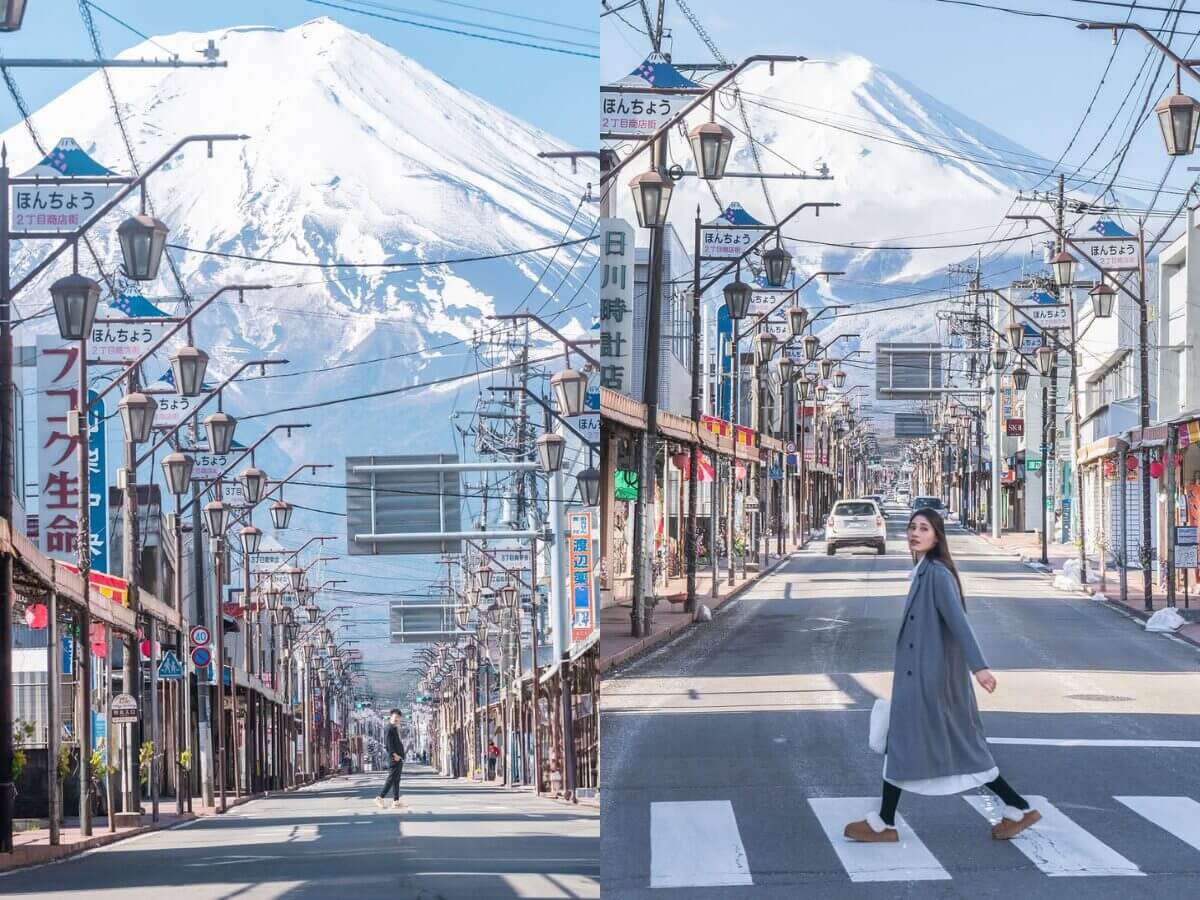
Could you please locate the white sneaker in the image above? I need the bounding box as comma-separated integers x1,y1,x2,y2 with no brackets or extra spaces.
391,799,402,809
374,797,386,809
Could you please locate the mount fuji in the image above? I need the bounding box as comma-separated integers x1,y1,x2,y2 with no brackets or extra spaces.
6,17,596,697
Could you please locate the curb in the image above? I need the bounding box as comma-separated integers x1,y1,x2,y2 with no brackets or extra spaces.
600,550,798,674
0,778,326,875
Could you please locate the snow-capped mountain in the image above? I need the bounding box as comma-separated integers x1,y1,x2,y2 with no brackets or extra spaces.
6,18,595,698
636,55,1063,406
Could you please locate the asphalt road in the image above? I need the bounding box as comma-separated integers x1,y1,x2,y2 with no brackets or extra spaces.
601,508,1200,898
0,766,599,899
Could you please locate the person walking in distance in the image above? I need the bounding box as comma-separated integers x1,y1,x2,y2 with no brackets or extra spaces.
487,740,500,781
374,709,405,809
844,509,1041,842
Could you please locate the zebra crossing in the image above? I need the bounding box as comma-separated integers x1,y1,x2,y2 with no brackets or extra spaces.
646,794,1200,888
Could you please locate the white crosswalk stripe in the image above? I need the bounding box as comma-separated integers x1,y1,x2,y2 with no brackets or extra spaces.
962,795,1144,877
808,797,952,882
649,800,752,889
1114,796,1200,854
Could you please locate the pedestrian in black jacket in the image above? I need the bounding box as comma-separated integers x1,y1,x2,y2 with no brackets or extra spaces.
375,709,405,808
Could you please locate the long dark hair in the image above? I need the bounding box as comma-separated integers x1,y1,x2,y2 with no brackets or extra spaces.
909,508,966,610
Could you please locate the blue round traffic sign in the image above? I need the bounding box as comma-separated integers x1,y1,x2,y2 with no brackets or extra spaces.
190,646,212,668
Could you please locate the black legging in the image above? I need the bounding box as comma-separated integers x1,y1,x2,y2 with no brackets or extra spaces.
879,775,1028,827
379,761,403,800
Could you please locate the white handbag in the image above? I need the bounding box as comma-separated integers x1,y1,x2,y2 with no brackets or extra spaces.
869,698,890,755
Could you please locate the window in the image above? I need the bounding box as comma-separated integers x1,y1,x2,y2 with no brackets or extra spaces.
834,501,877,517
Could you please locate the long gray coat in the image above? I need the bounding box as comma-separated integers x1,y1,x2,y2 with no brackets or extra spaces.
885,556,996,781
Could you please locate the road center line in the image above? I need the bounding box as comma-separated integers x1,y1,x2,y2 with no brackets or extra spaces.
987,738,1200,748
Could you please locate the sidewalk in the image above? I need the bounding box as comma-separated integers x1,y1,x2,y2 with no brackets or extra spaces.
972,529,1200,647
0,783,316,874
600,549,797,673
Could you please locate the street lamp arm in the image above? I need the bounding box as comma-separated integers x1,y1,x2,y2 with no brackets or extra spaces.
9,134,250,299
135,359,289,466
969,286,1071,352
742,271,845,334
176,423,311,516
1005,213,1141,306
227,462,334,528
1078,21,1200,85
602,55,806,185
463,538,534,591
698,203,841,298
488,313,600,367
86,283,274,410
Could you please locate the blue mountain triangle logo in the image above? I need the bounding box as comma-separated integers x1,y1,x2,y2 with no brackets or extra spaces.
1030,290,1058,305
615,54,702,90
1086,219,1134,238
107,293,169,317
709,202,769,228
18,137,119,178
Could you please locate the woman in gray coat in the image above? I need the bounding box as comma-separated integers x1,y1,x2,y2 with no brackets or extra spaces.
844,509,1042,843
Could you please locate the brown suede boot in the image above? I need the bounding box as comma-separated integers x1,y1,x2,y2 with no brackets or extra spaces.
844,813,899,843
991,807,1041,840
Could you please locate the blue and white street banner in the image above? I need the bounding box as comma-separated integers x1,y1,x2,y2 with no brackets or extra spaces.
87,390,109,573
601,57,703,139
701,203,771,260
88,294,172,363
10,138,120,232
1076,219,1139,271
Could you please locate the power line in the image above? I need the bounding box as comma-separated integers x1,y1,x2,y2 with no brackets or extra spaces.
165,234,596,268
304,0,600,58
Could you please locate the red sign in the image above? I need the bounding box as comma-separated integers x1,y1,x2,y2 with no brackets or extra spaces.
1006,418,1025,437
60,564,129,607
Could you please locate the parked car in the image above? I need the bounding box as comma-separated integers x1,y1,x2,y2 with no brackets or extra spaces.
826,499,887,556
912,496,947,516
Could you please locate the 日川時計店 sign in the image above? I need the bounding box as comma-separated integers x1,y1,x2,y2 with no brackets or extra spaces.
1075,237,1140,271
599,218,635,397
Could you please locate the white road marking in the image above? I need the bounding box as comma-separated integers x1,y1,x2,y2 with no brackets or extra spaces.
987,738,1200,749
1114,796,1200,853
649,800,752,888
807,797,950,883
963,795,1143,877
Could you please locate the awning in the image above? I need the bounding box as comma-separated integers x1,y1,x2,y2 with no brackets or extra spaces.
1076,435,1128,465
1126,424,1169,450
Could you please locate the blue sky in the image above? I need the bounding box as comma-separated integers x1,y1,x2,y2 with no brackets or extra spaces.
0,0,595,147
602,0,1200,206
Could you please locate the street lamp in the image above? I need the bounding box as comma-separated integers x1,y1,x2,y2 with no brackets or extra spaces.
536,432,566,473
1036,344,1056,377
787,306,808,337
241,525,263,555
991,346,1008,371
204,499,229,538
476,563,494,591
833,369,847,389
161,451,193,496
117,213,170,281
755,331,776,366
454,606,469,629
778,357,794,382
797,378,811,401
270,499,293,530
118,392,157,443
289,566,304,592
550,368,588,417
1155,83,1200,156
0,0,28,31
815,383,828,402
1006,321,1024,350
628,168,672,228
1011,365,1030,391
687,119,734,180
240,466,268,505
803,333,820,361
1089,282,1116,318
1050,250,1077,289
499,581,518,609
723,276,752,320
49,273,101,341
820,358,834,380
577,467,601,506
169,345,209,398
762,239,793,289
204,411,237,455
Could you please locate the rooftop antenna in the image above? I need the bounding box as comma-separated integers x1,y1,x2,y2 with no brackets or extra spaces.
202,39,220,62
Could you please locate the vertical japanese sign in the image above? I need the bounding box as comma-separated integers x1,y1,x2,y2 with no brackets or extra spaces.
569,510,594,643
599,217,635,397
36,337,109,568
